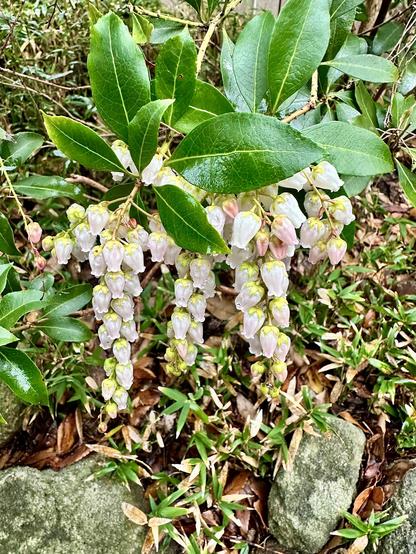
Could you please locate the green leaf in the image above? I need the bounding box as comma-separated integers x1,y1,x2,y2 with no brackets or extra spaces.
399,59,416,96
355,81,377,127
233,11,275,112
326,33,368,90
322,54,399,83
87,12,150,141
42,284,92,318
13,175,83,201
330,0,363,19
342,175,371,197
396,160,416,208
0,264,12,294
1,132,43,166
155,29,197,126
268,0,330,112
150,19,184,44
332,528,365,539
131,13,153,45
37,317,92,342
0,347,48,405
175,81,234,134
154,185,229,254
0,290,44,329
220,30,250,113
0,327,17,346
128,99,174,172
326,0,361,60
43,114,125,173
0,213,20,256
168,112,323,194
341,220,355,248
373,21,404,55
303,121,394,176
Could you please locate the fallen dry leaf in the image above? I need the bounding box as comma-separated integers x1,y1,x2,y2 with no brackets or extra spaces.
122,502,148,526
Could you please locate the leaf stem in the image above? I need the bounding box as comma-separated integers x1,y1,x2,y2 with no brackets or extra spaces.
282,70,319,124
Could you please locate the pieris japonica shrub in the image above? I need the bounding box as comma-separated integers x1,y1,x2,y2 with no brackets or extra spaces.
4,0,412,418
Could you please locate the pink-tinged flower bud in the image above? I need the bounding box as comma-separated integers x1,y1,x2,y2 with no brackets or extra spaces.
242,306,265,339
275,332,291,362
190,257,212,288
54,236,73,265
269,237,295,261
260,325,279,358
184,343,198,366
222,197,239,219
142,154,163,185
270,193,306,228
104,271,125,299
172,338,188,360
123,243,145,274
105,401,118,419
269,297,290,328
113,387,128,410
171,308,191,340
89,245,106,277
226,245,253,269
188,293,206,322
112,338,131,364
35,255,47,271
27,222,42,243
115,362,134,390
127,226,149,250
103,312,122,340
93,284,111,315
255,229,270,257
308,241,327,264
102,378,117,401
124,272,142,297
98,324,114,349
42,236,54,252
104,357,117,376
271,360,288,383
66,203,85,224
235,281,264,312
164,236,181,265
327,237,347,265
271,215,298,246
112,294,134,321
311,161,343,192
304,191,327,218
260,261,289,297
148,231,168,262
188,321,204,344
278,168,311,191
200,271,216,299
175,252,193,278
102,240,123,273
235,262,259,292
300,218,327,248
328,196,355,225
205,205,226,235
247,335,262,356
86,204,110,235
120,320,139,342
231,211,262,249
74,222,96,252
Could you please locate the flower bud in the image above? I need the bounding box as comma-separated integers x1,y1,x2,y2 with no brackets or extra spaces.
260,325,279,358
164,347,177,363
311,162,343,192
102,378,117,401
270,193,306,228
115,362,134,390
328,196,355,225
35,255,47,271
242,306,265,339
42,236,54,252
174,278,194,307
104,357,117,376
123,272,142,297
205,206,226,235
74,222,96,252
275,332,291,362
188,293,206,322
171,308,191,340
93,284,111,315
54,236,73,265
300,218,327,248
113,387,128,410
103,240,124,273
66,203,85,224
104,271,125,299
235,281,264,312
89,245,106,277
260,261,289,297
184,343,198,366
123,243,145,274
27,222,42,243
112,294,134,321
231,211,262,249
120,320,139,342
277,168,310,191
308,241,327,264
172,338,188,360
271,215,298,246
255,229,270,257
103,312,122,340
269,297,290,328
188,320,204,344
99,229,112,245
142,154,163,185
164,236,181,265
127,226,149,250
112,338,131,364
235,262,259,292
222,197,239,219
304,191,327,218
175,252,193,278
98,324,114,350
327,237,347,265
105,401,118,419
271,361,288,383
247,335,262,356
148,231,168,262
86,204,110,235
251,361,266,375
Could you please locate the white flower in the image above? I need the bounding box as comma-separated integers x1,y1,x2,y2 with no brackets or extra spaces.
190,257,212,288
174,279,194,307
104,271,125,299
271,360,288,383
275,332,291,362
175,252,192,278
102,378,117,401
308,241,327,264
255,229,270,257
74,222,96,252
112,338,131,364
54,236,73,265
92,284,111,315
103,240,124,273
260,261,289,297
106,401,118,419
120,320,139,342
89,245,106,277
259,325,279,358
199,271,216,299
124,272,143,297
142,154,164,185
329,196,355,225
269,297,290,328
148,232,168,262
115,362,134,390
111,140,137,181
127,227,149,250
86,204,110,235
247,335,262,356
103,312,122,340
271,215,299,246
235,262,259,292
304,191,327,218
123,243,145,273
269,237,295,261
111,294,134,321
184,343,198,366
205,206,226,235
188,321,204,344
103,357,117,376
66,203,85,224
27,222,42,244
242,307,265,339
311,162,343,192
270,193,306,228
98,325,114,350
226,245,253,269
153,167,176,187
327,237,347,265
300,218,327,248
171,308,191,340
277,168,311,191
230,211,262,249
235,281,264,312
113,387,128,410
164,236,181,265
188,293,207,322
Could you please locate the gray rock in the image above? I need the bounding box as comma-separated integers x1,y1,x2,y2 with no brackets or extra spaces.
268,416,366,554
0,457,149,554
0,382,22,446
376,467,416,554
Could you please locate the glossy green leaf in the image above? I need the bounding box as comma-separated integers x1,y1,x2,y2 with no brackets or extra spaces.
128,99,174,172
0,264,12,294
87,3,102,25
154,185,228,254
396,160,416,207
268,0,330,112
168,113,323,194
184,0,201,13
150,19,184,44
0,327,17,346
175,81,234,134
87,12,150,141
0,290,44,330
37,317,92,342
220,30,250,113
355,81,377,127
330,0,363,18
0,213,19,256
42,284,92,318
303,121,394,176
43,114,125,173
1,132,43,166
399,59,416,96
326,33,368,89
131,13,153,45
342,175,371,197
233,11,275,112
326,0,361,60
373,21,404,55
322,54,399,83
155,29,197,125
0,347,48,405
341,220,355,248
13,175,83,201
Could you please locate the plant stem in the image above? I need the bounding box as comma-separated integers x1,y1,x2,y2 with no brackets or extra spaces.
112,181,142,239
135,6,203,27
0,159,33,242
282,70,319,124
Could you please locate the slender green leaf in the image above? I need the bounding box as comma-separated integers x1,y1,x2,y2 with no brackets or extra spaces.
0,347,48,405
373,21,404,55
13,175,83,201
322,54,399,83
37,317,92,342
399,59,416,96
154,185,229,254
0,213,19,256
1,132,43,166
0,290,44,329
168,113,323,193
42,284,92,318
0,264,12,294
396,160,416,207
233,11,275,112
155,29,197,125
355,81,377,127
0,327,17,346
326,0,361,60
88,12,150,141
303,121,394,176
131,13,153,45
128,99,174,172
43,114,125,172
268,0,330,112
220,30,250,113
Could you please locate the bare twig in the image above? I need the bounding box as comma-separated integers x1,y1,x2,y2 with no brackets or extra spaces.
141,262,162,288
66,175,108,193
135,6,203,27
282,70,319,124
0,67,89,90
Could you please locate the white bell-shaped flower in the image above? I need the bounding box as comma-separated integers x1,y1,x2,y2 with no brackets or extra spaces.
164,236,181,265
304,191,327,218
74,222,96,252
226,244,254,269
184,343,198,366
172,338,188,360
127,227,149,250
188,293,207,323
98,325,114,350
205,206,226,235
308,241,327,264
271,360,288,383
104,271,125,299
103,240,124,272
235,281,264,312
101,378,117,401
103,312,122,340
113,387,129,410
120,320,139,342
123,243,145,273
271,215,299,246
92,284,111,314
86,204,110,235
259,325,280,358
175,252,192,278
269,297,290,328
174,279,194,307
199,271,216,299
124,272,143,297
300,218,327,248
327,237,347,265
89,245,106,277
260,261,289,297
148,231,169,262
270,193,306,228
275,332,291,362
242,306,266,339
235,262,259,292
311,162,343,192
66,203,86,224
115,362,134,390
54,236,73,265
329,196,355,225
103,357,117,376
171,308,191,340
247,335,262,356
230,211,262,249
142,154,164,185
111,294,134,321
111,141,137,181
277,168,311,191
189,257,212,288
112,338,131,364
188,321,204,344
